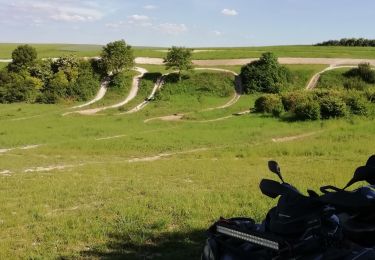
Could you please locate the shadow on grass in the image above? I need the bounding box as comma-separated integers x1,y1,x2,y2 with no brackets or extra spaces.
143,72,163,82
164,73,190,83
80,229,205,260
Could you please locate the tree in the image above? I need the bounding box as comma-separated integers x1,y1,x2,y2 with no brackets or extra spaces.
52,55,80,83
100,40,134,75
164,46,193,81
0,70,42,103
9,45,37,72
29,59,53,83
240,52,290,93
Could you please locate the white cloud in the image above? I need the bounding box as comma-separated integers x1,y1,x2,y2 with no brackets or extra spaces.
221,9,238,16
106,15,152,29
0,1,103,23
143,5,157,10
156,23,188,35
106,21,125,29
213,30,222,36
127,14,152,27
128,14,150,21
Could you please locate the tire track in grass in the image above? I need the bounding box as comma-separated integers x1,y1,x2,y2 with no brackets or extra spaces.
0,144,41,154
19,147,211,173
271,131,323,143
306,65,375,90
64,67,148,115
143,68,243,123
70,76,111,109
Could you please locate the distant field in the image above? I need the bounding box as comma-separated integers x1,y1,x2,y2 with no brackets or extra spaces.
1,43,375,60
0,43,103,59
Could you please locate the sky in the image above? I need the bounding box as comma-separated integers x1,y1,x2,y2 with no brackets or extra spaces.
0,0,375,47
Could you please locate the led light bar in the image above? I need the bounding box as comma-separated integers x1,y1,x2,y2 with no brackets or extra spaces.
217,225,280,250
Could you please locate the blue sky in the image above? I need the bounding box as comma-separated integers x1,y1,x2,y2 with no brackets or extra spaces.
0,0,374,47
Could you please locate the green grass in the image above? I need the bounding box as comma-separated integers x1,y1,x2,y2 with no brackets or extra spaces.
0,63,8,69
119,72,162,112
190,46,375,59
1,44,375,59
317,68,375,90
86,71,136,108
0,65,374,259
286,64,328,90
0,43,103,59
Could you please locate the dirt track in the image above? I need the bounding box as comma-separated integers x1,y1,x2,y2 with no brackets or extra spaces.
135,57,375,66
65,67,147,115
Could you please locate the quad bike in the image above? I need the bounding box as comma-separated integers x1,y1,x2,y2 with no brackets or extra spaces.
202,155,375,260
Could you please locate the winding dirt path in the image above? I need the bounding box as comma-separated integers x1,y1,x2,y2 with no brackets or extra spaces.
71,77,110,109
134,57,375,66
64,67,147,115
122,75,166,114
125,67,242,115
143,68,242,122
306,65,375,90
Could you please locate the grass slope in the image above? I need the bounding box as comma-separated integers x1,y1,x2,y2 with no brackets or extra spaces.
317,68,375,90
0,65,374,259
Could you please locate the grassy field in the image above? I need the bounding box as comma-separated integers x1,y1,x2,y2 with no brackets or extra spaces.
0,65,374,259
1,43,375,59
0,62,8,69
317,67,375,89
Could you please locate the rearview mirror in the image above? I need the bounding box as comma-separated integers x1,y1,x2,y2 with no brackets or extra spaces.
268,160,284,183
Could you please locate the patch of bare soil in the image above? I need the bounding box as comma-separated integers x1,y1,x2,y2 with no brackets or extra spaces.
272,132,321,143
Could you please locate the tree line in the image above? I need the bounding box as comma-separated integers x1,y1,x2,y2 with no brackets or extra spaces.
316,38,375,47
0,40,195,104
0,40,135,104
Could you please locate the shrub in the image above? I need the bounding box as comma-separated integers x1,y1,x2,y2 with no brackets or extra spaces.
344,93,368,115
254,94,284,116
343,77,367,91
358,63,375,83
281,92,311,112
365,88,375,103
345,63,375,84
294,100,320,120
67,61,100,101
0,70,42,103
240,52,291,94
319,96,348,119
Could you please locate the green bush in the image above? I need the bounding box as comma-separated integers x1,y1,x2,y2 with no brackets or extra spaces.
343,77,367,91
365,88,375,103
358,63,375,83
312,89,342,100
281,91,311,112
240,52,291,94
345,63,375,84
67,61,100,101
344,93,368,115
0,70,42,103
294,100,321,120
319,96,348,119
254,94,284,117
